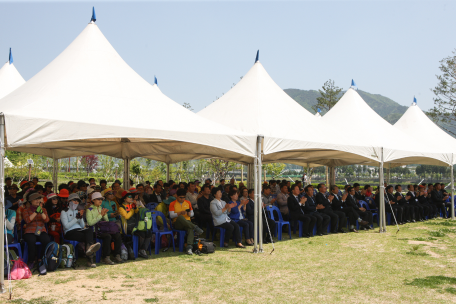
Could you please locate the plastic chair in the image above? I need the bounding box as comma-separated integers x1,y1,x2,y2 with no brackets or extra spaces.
359,200,376,228
266,206,291,240
169,217,187,252
146,203,157,212
5,225,23,260
151,211,175,254
61,229,79,261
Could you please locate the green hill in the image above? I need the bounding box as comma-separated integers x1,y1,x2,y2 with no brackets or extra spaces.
284,88,408,124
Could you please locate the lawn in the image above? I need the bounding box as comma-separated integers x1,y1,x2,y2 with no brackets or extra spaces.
2,219,456,303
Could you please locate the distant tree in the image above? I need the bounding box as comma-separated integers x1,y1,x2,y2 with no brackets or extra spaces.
312,79,343,114
263,163,286,180
183,103,193,111
428,50,456,130
81,155,98,174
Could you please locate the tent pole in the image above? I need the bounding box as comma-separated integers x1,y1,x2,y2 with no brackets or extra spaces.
379,148,385,233
257,136,264,253
124,158,130,190
247,164,250,188
53,158,58,193
451,156,454,220
253,159,258,253
166,163,170,182
0,114,5,292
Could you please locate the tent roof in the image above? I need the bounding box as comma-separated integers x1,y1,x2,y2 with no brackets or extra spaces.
321,89,451,166
394,102,456,164
199,61,387,166
0,61,25,100
0,23,256,163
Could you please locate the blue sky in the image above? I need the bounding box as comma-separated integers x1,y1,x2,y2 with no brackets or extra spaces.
1,1,455,112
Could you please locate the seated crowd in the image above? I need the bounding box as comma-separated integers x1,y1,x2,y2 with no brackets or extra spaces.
3,176,453,272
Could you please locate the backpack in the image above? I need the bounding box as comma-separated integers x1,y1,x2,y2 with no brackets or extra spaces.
95,221,120,235
42,242,60,273
192,238,216,254
119,205,138,233
59,244,75,268
133,208,152,233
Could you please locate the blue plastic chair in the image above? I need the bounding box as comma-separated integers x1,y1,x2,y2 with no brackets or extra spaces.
266,206,291,240
5,225,23,261
151,211,175,254
61,229,79,261
359,201,376,228
146,203,157,212
212,225,243,246
169,217,187,252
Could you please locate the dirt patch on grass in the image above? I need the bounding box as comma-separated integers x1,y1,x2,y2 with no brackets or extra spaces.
408,240,447,250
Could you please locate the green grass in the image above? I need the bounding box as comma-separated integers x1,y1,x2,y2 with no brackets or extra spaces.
3,219,456,303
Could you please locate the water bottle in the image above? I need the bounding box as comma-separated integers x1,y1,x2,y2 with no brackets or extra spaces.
67,254,73,268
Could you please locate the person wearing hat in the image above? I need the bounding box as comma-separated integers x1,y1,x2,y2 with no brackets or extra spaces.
18,180,31,197
22,191,51,269
61,193,101,268
86,192,123,265
101,188,120,223
194,180,201,193
118,191,151,259
43,182,54,197
169,189,204,255
45,193,63,243
16,188,35,229
6,184,21,211
76,180,88,203
58,188,70,209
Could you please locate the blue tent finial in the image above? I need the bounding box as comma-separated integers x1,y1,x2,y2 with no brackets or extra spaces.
255,50,259,63
317,108,321,113
351,79,356,87
8,48,13,65
413,96,417,104
154,76,157,85
91,7,96,22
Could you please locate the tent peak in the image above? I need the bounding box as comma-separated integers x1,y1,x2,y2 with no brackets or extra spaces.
412,96,417,106
8,48,13,65
255,50,259,63
90,7,96,23
350,79,357,90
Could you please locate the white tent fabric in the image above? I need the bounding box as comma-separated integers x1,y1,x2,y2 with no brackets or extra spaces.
394,102,456,165
0,61,25,100
321,89,451,166
199,61,387,167
0,23,257,163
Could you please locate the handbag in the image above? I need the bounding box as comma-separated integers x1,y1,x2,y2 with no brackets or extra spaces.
95,221,120,235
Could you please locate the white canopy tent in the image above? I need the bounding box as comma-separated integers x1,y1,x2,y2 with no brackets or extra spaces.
0,49,25,100
394,100,455,219
0,17,259,285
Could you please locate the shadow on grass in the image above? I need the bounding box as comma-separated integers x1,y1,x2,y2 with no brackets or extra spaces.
405,276,456,294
